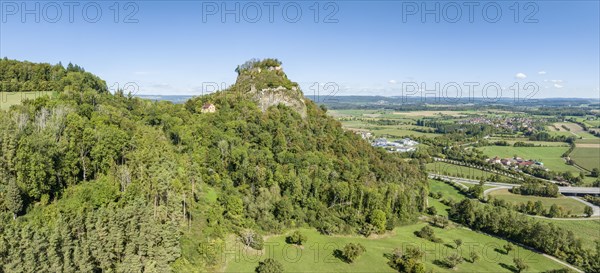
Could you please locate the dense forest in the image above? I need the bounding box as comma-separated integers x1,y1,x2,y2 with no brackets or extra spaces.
0,58,106,93
0,59,427,272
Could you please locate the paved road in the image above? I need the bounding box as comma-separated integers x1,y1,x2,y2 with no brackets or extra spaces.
429,174,600,217
569,196,600,217
430,174,600,195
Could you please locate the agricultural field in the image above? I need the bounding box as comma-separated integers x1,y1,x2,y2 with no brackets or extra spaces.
478,146,579,173
374,126,439,138
488,189,587,215
575,137,600,145
427,162,513,181
553,122,585,133
565,116,600,129
330,109,443,139
570,147,600,171
0,91,55,109
391,110,470,117
224,225,570,273
553,122,600,139
486,137,570,147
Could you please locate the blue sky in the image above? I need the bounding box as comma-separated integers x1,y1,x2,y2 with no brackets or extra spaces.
1,1,599,98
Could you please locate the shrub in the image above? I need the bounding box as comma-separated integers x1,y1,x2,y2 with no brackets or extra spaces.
444,252,463,269
240,229,264,250
415,225,442,243
469,251,479,263
454,239,463,249
387,246,425,273
286,231,307,245
514,257,529,273
415,226,434,240
255,258,284,273
432,215,449,228
503,243,514,254
341,243,366,263
369,209,387,233
584,206,594,217
426,206,437,215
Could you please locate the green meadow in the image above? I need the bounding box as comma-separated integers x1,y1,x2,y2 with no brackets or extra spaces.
428,179,468,201
488,189,588,215
570,147,600,171
224,225,569,273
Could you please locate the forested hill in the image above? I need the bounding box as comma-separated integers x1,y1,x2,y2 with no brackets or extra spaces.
0,58,427,272
0,58,107,93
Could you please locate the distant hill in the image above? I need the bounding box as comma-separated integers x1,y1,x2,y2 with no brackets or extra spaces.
0,58,107,93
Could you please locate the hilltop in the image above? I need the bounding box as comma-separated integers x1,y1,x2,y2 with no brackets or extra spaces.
233,58,307,117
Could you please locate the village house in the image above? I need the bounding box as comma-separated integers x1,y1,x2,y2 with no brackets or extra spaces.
201,103,216,113
487,156,546,170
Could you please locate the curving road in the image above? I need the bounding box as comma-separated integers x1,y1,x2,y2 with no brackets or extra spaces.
429,174,600,217
429,174,600,195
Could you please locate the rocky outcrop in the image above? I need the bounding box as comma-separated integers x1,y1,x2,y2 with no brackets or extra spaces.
248,85,307,118
234,59,307,118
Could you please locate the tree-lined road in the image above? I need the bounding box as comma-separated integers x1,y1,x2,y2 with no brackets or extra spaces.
429,174,600,195
429,174,600,217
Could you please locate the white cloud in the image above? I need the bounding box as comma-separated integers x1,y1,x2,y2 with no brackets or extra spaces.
515,73,527,79
388,80,397,84
538,71,546,75
550,79,563,83
554,84,563,88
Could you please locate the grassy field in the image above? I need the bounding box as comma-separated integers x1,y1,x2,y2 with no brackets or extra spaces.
429,179,467,201
537,218,600,250
224,225,569,273
428,197,450,216
553,122,585,133
478,146,579,173
570,147,600,171
575,137,600,145
459,182,497,191
375,127,439,138
0,91,55,109
391,110,470,117
427,162,513,181
488,189,587,215
338,120,440,138
487,138,570,147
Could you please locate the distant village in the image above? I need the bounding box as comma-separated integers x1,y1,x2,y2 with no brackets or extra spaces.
458,117,537,131
486,156,547,171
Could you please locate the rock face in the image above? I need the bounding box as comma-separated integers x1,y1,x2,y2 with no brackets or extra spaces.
248,85,307,118
234,59,307,118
